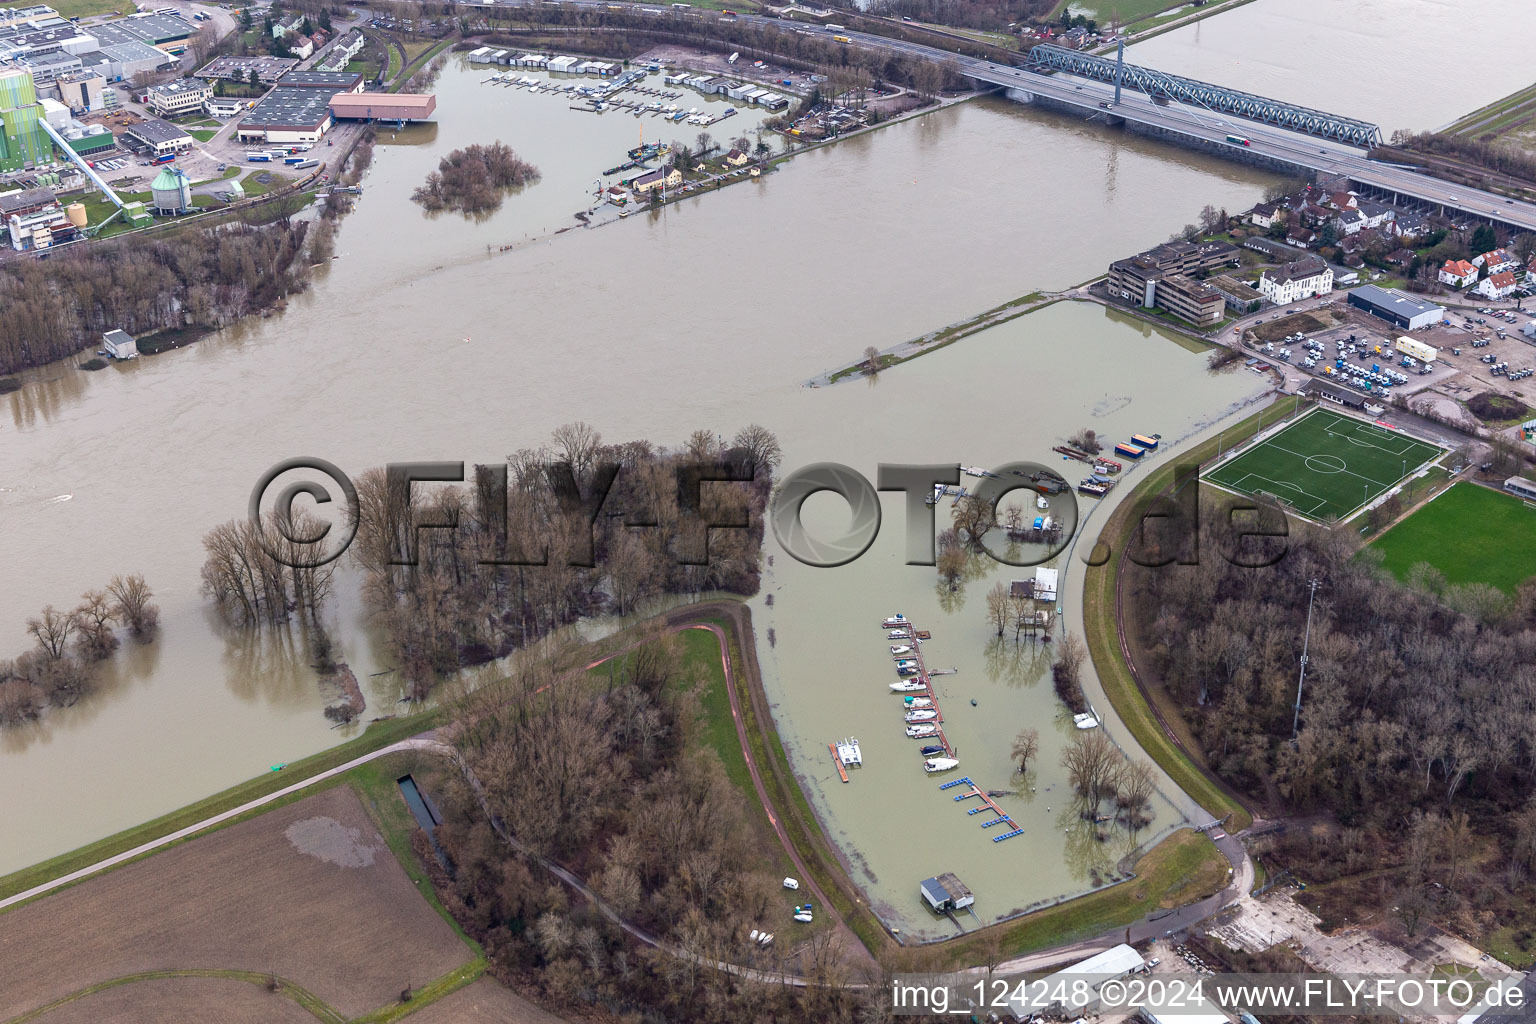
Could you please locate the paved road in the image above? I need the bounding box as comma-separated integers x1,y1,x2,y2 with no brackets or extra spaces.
0,734,443,913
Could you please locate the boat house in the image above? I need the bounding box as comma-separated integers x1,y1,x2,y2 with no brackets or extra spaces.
102,329,137,360
918,872,974,913
1032,567,1058,603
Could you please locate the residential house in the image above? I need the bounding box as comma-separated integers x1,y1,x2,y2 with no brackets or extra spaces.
1286,225,1318,248
1300,203,1333,227
271,14,302,38
1384,248,1415,270
1526,256,1536,282
1248,201,1283,229
631,165,681,194
1438,259,1477,288
723,147,749,167
1474,248,1519,275
1390,210,1430,241
1475,270,1519,300
1326,191,1357,210
1258,254,1333,306
1357,199,1395,230
1334,207,1367,236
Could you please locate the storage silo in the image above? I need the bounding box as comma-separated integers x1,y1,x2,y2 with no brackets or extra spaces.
150,166,192,214
66,202,86,227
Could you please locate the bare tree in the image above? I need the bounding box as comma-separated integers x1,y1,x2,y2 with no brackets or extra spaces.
730,424,782,475
863,345,881,375
1062,730,1120,808
74,589,119,661
107,574,158,640
26,605,76,661
985,580,1010,636
1011,727,1040,774
551,421,602,482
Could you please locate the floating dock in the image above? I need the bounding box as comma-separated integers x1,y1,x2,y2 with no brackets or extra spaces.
882,616,955,760
940,777,1024,843
828,742,849,783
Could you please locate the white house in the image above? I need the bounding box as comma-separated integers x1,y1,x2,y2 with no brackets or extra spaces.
1259,255,1334,305
1475,270,1519,300
1438,259,1477,288
1474,248,1519,275
1248,201,1282,228
102,329,137,359
1334,208,1367,236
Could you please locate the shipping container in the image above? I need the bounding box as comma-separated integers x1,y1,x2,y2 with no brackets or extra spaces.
1113,443,1145,459
1130,433,1159,450
1395,336,1438,363
247,153,271,162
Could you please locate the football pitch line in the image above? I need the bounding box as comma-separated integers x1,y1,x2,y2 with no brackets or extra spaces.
1262,441,1399,489
1220,473,1331,517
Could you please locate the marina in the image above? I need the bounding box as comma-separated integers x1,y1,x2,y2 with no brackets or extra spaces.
939,777,1025,843
882,616,958,765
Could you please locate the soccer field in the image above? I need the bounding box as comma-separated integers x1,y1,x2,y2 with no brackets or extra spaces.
1206,408,1445,521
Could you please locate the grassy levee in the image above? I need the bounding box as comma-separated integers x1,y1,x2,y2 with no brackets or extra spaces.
390,36,454,91
0,711,444,906
681,603,899,958
1080,400,1305,837
350,960,488,1023
937,829,1227,964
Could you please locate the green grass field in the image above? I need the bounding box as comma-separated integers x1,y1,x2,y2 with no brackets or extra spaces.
1371,482,1536,594
1206,408,1444,521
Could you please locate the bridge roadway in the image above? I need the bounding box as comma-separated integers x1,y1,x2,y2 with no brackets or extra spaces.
464,0,1536,231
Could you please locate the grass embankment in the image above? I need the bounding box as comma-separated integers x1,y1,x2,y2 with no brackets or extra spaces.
1081,401,1307,837
941,830,1227,964
389,37,453,91
824,290,1052,383
0,712,442,905
1371,481,1536,593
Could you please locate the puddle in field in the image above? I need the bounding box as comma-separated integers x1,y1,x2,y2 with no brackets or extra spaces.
284,816,381,868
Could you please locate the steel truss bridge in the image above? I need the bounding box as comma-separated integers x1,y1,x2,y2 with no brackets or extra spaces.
1022,43,1383,149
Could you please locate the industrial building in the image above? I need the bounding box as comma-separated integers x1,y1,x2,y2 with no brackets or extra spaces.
0,66,51,170
15,48,79,84
2,185,79,249
277,69,364,93
0,6,62,30
122,115,191,155
89,12,191,54
55,69,104,112
206,96,249,118
236,85,332,143
146,77,210,118
327,92,434,122
80,40,175,84
196,54,299,84
1005,943,1146,1018
1346,284,1445,331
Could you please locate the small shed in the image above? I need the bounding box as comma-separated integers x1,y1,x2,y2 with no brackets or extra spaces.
918,872,974,912
1009,579,1034,600
102,329,137,359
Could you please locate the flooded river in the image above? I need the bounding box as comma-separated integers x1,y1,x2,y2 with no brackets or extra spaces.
1,60,1277,928
1127,0,1536,135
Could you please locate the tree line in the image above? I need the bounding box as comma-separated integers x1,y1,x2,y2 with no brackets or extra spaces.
1124,492,1536,943
421,632,882,1021
0,575,158,726
201,424,778,703
0,220,318,377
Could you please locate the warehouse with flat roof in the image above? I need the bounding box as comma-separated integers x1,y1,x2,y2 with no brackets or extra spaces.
1347,284,1445,331
276,69,364,92
236,86,332,143
327,92,435,122
196,54,299,83
122,115,191,155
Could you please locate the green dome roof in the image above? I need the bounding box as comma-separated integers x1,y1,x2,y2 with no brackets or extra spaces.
151,167,187,191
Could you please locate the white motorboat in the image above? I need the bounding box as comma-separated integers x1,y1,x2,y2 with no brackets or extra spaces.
890,645,913,655
890,680,928,692
887,630,911,639
923,757,961,774
793,911,813,923
902,696,933,709
882,615,908,628
894,658,918,668
897,665,920,676
835,737,862,766
905,723,938,738
1037,495,1050,510
1073,712,1099,730
904,708,937,722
